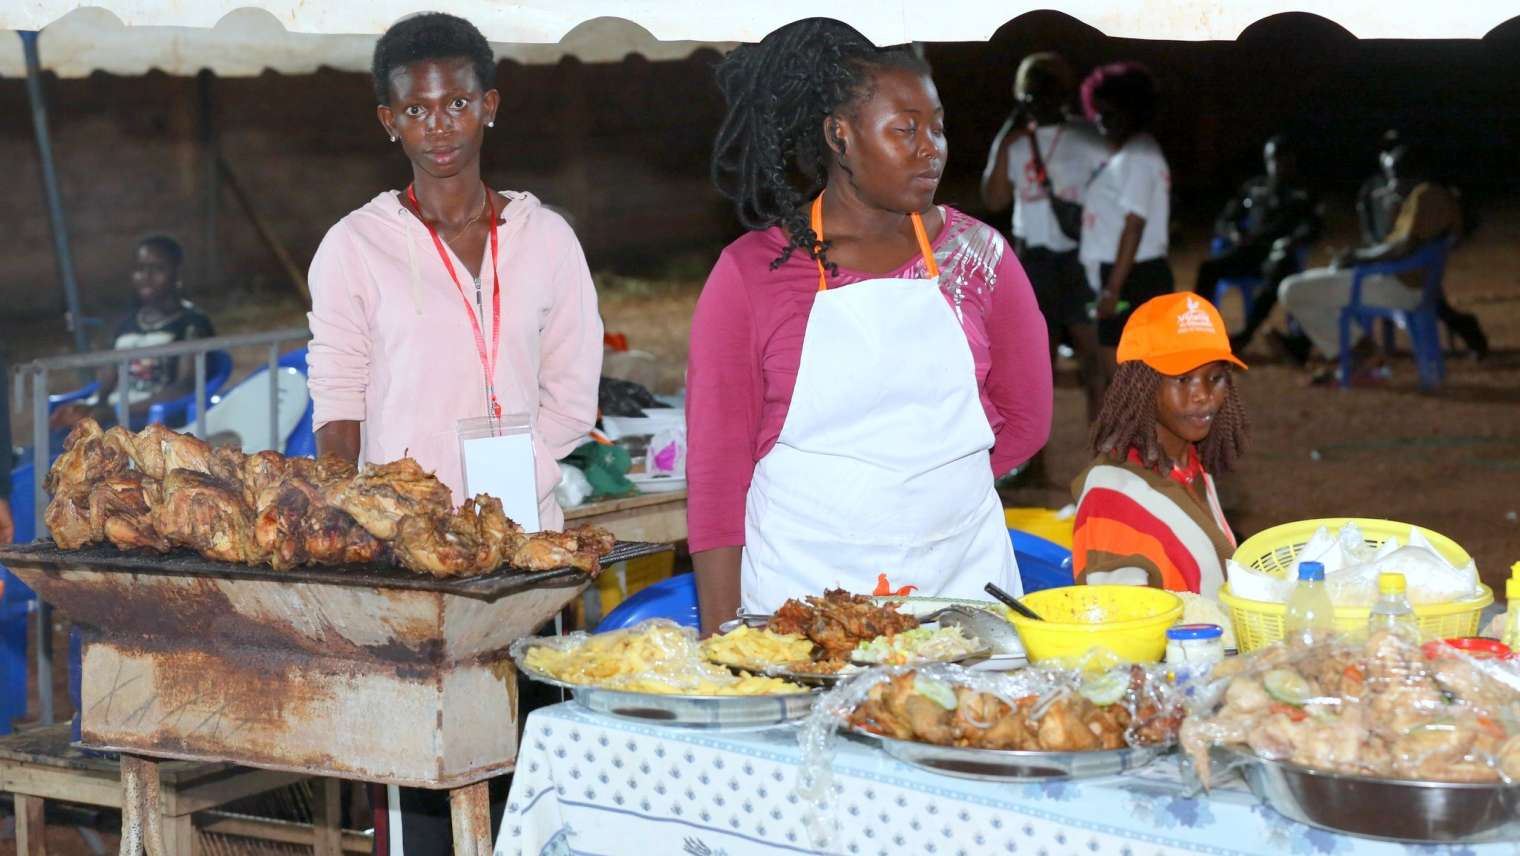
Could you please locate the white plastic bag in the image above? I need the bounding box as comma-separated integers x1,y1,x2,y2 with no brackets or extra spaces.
647,426,686,477
554,464,593,508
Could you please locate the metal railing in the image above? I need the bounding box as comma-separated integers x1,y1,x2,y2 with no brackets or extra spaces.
10,326,311,723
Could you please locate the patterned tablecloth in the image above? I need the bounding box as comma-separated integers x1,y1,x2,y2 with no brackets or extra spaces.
496,703,1514,856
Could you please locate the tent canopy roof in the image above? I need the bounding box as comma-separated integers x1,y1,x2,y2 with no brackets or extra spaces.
2,2,1516,78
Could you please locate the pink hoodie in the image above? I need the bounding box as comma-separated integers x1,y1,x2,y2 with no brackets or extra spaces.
307,190,602,530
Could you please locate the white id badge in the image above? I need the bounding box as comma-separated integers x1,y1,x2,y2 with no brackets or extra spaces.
457,413,540,532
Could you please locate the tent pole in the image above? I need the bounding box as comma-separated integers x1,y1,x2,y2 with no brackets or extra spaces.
20,31,88,356
198,69,220,291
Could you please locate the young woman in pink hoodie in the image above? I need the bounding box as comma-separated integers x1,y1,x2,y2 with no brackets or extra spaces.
307,12,602,531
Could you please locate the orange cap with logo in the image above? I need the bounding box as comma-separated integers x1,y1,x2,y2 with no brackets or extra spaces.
1116,293,1248,375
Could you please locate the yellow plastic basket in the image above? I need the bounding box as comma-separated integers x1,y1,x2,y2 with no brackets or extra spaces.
1222,517,1492,651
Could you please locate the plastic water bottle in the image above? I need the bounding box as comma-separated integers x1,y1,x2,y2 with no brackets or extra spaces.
1500,562,1520,652
1367,571,1419,644
1284,561,1335,644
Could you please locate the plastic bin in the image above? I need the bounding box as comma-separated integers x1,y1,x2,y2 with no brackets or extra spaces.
595,571,698,632
1011,529,1075,594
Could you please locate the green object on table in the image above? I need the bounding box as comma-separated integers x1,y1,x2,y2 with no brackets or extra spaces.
563,441,635,499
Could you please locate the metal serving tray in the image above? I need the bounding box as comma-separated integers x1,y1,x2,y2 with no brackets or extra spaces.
1218,748,1520,844
515,657,819,729
860,730,1163,782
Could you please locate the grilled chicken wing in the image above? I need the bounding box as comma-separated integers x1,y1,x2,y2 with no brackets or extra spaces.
156,469,257,563
302,506,386,566
328,458,453,540
252,479,320,570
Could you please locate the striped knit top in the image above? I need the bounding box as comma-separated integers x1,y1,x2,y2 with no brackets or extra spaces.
1070,448,1236,598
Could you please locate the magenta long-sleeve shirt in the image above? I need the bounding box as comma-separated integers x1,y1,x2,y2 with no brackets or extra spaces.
306,190,602,530
686,207,1053,553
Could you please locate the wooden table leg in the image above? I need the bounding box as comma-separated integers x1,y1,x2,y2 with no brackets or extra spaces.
448,782,492,856
159,815,194,856
15,793,48,856
120,755,170,856
311,778,343,856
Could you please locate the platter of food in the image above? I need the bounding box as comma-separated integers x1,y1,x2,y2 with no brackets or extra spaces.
708,590,1012,686
839,664,1183,782
1182,630,1520,843
512,620,820,729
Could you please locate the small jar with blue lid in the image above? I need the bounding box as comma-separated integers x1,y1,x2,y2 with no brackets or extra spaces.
1166,623,1226,666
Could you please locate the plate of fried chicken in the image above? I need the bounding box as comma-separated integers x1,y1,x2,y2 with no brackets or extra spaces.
41,419,617,579
845,666,1182,781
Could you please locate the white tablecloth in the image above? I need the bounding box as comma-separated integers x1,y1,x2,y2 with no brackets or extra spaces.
496,703,1513,856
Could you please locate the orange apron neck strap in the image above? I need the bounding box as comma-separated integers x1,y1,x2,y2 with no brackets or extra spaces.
810,193,939,292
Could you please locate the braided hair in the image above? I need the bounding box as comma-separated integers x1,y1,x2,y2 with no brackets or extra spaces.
709,18,930,271
1090,361,1250,475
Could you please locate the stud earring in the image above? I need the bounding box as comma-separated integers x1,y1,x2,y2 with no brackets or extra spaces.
487,120,495,128
388,134,397,142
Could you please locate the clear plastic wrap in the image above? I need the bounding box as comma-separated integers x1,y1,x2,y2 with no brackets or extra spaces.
1180,631,1520,789
509,618,805,696
796,661,1186,850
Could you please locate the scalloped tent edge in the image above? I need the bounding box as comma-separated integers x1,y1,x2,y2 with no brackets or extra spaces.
2,2,1519,79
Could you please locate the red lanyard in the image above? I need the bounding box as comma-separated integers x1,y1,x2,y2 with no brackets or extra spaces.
407,183,503,420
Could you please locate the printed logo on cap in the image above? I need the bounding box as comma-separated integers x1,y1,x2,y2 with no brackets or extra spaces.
1177,297,1216,335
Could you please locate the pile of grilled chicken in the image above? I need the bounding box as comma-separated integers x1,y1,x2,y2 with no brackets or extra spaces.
43,419,615,578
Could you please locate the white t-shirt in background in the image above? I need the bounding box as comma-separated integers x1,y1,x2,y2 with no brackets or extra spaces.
1079,132,1171,268
1006,120,1108,253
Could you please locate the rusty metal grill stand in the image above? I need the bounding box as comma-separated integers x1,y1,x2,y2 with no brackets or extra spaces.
0,541,670,856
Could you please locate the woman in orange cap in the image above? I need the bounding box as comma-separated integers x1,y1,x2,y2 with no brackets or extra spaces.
1071,293,1249,596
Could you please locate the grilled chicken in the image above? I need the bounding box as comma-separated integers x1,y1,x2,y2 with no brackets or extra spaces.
252,479,320,570
303,506,386,566
46,419,128,494
88,472,168,552
328,458,453,540
509,529,605,574
43,423,615,578
156,469,257,563
44,486,95,549
392,495,515,577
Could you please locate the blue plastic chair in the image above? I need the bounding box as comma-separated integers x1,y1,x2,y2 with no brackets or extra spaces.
1338,239,1450,390
200,347,315,457
595,573,699,632
144,349,234,428
1209,237,1309,333
1010,529,1074,594
1,458,48,733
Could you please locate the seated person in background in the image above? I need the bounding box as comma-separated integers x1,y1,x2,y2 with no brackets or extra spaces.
52,235,215,431
1355,138,1488,360
1278,145,1473,381
1072,294,1248,597
1191,135,1321,354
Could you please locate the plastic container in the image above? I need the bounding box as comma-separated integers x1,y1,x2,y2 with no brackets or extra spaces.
1284,560,1335,644
1367,572,1420,643
1005,585,1182,668
1165,623,1225,665
1009,529,1074,594
1221,517,1491,652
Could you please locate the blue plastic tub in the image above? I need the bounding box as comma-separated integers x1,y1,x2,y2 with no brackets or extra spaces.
1011,529,1074,594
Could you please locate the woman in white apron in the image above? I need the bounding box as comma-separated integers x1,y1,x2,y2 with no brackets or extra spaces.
687,19,1055,632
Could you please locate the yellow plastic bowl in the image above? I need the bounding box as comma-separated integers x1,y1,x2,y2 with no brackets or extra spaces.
1225,517,1490,652
1006,585,1183,668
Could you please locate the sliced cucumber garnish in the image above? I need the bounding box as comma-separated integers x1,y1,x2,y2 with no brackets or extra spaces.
1079,671,1129,706
912,674,959,710
1263,669,1312,706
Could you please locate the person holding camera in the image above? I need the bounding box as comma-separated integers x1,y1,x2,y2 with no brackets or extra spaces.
982,52,1108,425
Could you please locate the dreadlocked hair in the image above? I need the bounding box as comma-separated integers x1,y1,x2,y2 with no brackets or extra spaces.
709,18,931,272
1090,361,1251,476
